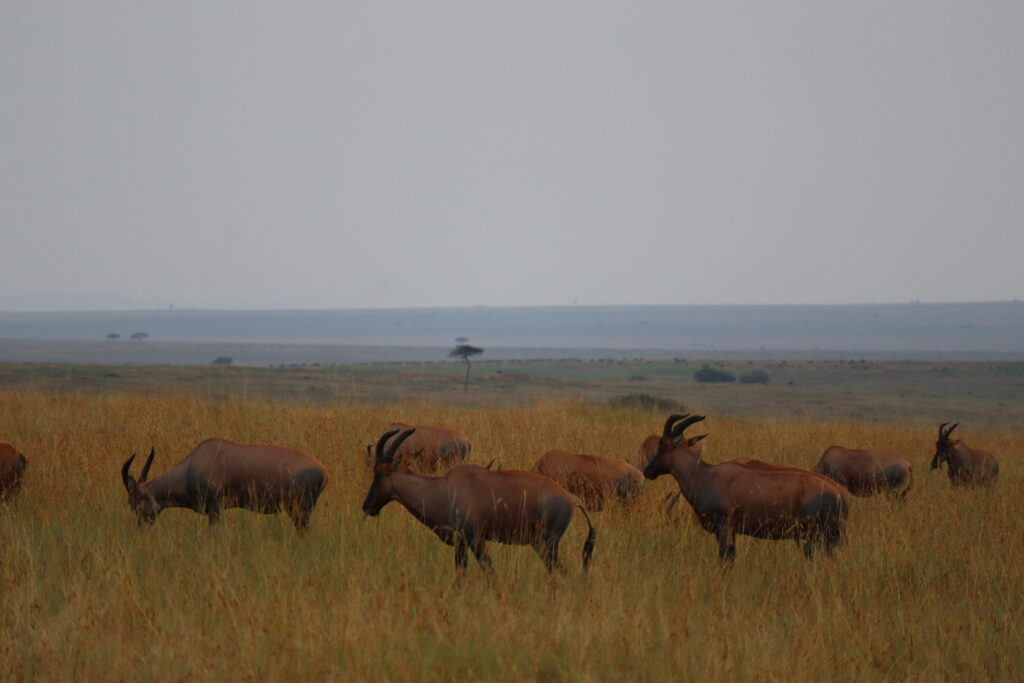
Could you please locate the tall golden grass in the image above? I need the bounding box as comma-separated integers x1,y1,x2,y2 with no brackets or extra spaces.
0,390,1021,680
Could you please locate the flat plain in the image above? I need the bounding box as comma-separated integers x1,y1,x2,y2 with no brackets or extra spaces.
0,360,1021,680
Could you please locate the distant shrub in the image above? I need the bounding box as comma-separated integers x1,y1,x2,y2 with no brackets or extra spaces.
629,374,648,382
211,356,233,366
739,370,771,384
609,393,685,411
694,365,736,383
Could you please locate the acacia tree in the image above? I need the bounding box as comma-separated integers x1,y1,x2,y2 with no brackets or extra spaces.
130,332,149,341
449,344,483,393
106,333,120,342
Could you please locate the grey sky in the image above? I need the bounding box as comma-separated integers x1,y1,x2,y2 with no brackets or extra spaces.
2,2,1022,310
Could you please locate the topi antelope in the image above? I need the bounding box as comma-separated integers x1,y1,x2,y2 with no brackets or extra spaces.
0,443,27,501
364,422,470,473
637,420,709,516
362,428,596,574
644,414,849,565
121,439,327,531
533,450,643,510
813,446,913,499
931,422,999,487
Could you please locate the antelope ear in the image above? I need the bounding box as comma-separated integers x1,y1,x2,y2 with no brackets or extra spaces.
688,434,709,446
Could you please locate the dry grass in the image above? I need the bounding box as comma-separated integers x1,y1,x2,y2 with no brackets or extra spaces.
0,390,1021,681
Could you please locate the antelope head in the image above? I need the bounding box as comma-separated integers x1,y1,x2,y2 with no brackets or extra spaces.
361,428,416,516
643,414,707,480
121,448,159,527
931,422,959,471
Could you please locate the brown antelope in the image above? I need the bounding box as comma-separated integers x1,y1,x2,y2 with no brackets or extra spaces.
0,443,27,501
813,446,913,498
637,421,709,516
637,423,709,468
362,429,596,574
364,422,470,473
637,435,662,470
533,450,643,510
121,439,327,531
643,414,849,564
931,422,999,487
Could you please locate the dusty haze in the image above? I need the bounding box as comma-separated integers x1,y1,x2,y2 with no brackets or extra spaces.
3,3,1023,310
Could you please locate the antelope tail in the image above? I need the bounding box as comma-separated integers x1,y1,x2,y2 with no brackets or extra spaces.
577,504,597,571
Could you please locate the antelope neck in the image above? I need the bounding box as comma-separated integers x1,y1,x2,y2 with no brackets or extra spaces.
141,465,192,510
947,441,969,471
390,469,446,524
665,449,710,501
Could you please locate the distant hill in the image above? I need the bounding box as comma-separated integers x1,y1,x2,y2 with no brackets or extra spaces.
1,302,1022,355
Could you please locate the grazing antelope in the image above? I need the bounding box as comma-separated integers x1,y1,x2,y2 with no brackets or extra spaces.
121,439,327,531
533,450,643,510
643,414,849,565
813,447,913,499
931,422,999,487
0,443,27,501
364,422,470,473
362,429,596,574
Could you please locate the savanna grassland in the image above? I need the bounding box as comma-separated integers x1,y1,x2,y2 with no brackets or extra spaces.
0,363,1022,680
3,356,1023,424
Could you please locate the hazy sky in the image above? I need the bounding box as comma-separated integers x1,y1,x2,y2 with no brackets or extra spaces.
3,2,1022,310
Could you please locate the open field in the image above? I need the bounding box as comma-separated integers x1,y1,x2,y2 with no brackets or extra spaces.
1,357,1022,427
0,387,1022,680
3,301,1023,353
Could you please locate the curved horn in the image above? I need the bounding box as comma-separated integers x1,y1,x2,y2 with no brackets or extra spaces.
938,422,949,439
139,447,156,483
374,429,400,461
662,414,689,438
121,453,138,493
671,414,706,437
946,422,959,437
383,428,417,462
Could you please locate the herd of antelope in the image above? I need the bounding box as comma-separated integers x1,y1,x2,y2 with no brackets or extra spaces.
0,416,1001,572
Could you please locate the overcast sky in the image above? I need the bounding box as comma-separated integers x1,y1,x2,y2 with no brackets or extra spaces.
2,2,1022,310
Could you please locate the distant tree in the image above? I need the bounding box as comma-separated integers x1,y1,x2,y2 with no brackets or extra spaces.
106,333,120,342
211,356,233,366
449,344,484,393
694,364,736,383
130,332,149,341
739,370,771,385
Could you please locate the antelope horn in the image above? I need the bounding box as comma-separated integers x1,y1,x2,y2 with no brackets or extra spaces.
121,453,138,493
946,422,959,438
374,429,401,462
662,414,690,438
938,422,949,439
672,414,706,437
139,447,156,483
383,428,417,463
